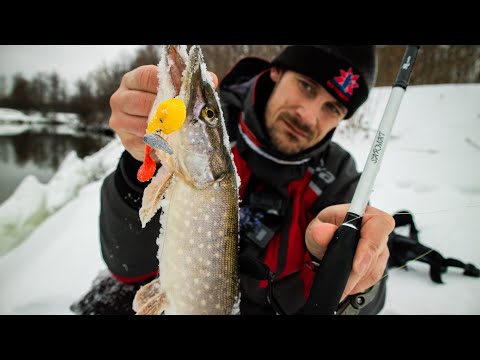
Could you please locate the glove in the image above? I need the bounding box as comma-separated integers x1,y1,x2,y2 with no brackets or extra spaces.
70,270,153,315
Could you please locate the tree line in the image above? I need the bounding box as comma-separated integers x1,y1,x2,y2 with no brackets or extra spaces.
0,45,161,129
1,45,478,131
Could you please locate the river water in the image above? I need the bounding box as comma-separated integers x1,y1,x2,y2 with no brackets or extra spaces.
0,123,113,204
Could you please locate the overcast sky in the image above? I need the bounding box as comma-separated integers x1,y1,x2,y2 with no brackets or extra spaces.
0,45,143,92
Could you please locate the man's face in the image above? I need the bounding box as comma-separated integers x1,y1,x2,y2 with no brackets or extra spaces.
265,68,347,155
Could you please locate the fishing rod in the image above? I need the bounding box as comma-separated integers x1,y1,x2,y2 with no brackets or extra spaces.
300,45,421,315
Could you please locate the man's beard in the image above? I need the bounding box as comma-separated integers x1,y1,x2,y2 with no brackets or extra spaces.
267,112,314,155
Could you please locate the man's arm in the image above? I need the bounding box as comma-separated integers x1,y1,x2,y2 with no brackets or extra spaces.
101,65,199,275
70,151,160,315
305,145,394,314
98,65,171,280
71,66,222,314
101,65,220,280
99,150,160,281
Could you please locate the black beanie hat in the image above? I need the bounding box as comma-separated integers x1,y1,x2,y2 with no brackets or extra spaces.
271,45,377,119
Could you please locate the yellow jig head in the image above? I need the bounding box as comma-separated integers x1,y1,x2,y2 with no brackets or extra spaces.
147,98,186,134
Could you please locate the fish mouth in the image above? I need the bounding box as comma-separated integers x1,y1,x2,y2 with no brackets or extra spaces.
145,45,212,154
144,45,227,188
180,46,214,121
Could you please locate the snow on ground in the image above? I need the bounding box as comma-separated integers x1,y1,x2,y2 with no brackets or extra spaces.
0,123,82,136
0,84,479,315
0,181,105,314
0,108,31,122
0,107,80,125
0,123,31,136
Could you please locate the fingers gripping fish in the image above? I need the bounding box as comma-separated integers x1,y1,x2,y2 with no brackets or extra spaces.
133,45,241,315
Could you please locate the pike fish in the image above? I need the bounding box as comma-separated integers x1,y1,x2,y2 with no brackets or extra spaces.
133,45,240,315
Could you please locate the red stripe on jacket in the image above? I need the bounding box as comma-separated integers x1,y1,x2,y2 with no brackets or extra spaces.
232,145,323,300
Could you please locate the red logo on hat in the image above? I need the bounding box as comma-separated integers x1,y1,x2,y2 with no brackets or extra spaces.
328,67,360,101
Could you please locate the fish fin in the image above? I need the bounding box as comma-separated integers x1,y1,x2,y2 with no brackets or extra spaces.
135,292,169,315
139,166,174,228
133,278,168,315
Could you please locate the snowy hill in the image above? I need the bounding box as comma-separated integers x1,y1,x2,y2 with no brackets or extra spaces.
0,84,479,315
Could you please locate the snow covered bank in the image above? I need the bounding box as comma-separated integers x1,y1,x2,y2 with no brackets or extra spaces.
0,138,123,256
0,180,106,314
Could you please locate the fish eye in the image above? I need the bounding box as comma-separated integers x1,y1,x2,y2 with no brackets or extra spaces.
201,106,217,122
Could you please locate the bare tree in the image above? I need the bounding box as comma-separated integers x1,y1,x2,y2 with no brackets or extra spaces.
0,75,6,99
201,45,287,80
376,45,480,86
0,75,8,108
30,73,49,112
9,74,31,111
130,45,160,69
46,72,67,112
69,77,97,124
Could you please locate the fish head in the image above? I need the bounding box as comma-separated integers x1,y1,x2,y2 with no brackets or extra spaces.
146,45,188,168
175,46,231,189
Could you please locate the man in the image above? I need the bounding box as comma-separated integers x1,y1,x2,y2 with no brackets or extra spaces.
71,45,394,315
